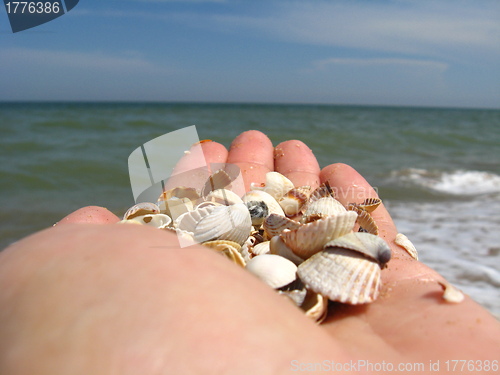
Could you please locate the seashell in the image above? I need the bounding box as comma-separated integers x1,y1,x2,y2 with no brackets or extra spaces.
123,202,160,220
201,169,232,197
301,289,329,323
163,227,196,246
302,197,346,221
297,247,382,304
269,236,305,265
245,254,297,289
263,213,301,238
204,188,243,206
194,201,222,209
279,288,307,307
245,200,269,226
250,172,294,201
203,240,245,267
193,203,252,245
438,280,464,304
308,181,336,201
242,190,285,217
126,213,172,229
324,232,391,267
158,196,194,221
281,211,358,260
279,187,310,217
395,233,418,260
159,186,200,204
347,205,378,235
248,241,271,257
174,205,219,233
357,198,382,213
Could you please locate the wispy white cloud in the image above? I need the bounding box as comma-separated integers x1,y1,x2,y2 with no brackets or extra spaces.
313,57,449,72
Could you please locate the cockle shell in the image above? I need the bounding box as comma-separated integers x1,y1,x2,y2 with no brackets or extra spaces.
246,254,297,289
347,205,378,235
248,241,271,257
352,197,382,213
193,203,252,245
250,172,294,201
297,247,382,304
123,213,172,229
203,240,245,267
242,190,285,217
174,205,218,233
263,213,301,238
280,211,358,259
123,202,160,220
325,232,391,267
395,233,418,260
302,197,346,220
279,187,310,217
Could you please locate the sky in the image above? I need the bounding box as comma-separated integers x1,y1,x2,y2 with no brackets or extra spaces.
1,0,499,108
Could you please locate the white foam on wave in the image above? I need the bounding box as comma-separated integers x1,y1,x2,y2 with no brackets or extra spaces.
395,168,500,196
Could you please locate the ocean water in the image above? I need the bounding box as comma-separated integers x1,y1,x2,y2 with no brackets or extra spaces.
1,102,499,316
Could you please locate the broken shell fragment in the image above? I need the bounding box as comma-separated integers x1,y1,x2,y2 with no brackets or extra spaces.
298,247,381,304
279,187,310,217
325,232,391,267
123,202,160,220
246,254,297,289
438,280,464,303
395,233,418,260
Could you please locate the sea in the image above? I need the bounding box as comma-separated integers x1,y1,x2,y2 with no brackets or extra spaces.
1,102,499,317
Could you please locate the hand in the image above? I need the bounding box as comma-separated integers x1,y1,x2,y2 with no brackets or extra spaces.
1,131,498,374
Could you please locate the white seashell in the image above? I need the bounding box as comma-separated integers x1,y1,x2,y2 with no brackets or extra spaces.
204,188,243,206
280,211,358,259
303,197,346,219
263,213,301,238
279,288,307,307
298,248,381,304
301,289,329,323
194,201,222,209
193,203,252,245
126,213,172,229
174,205,219,233
123,202,160,220
159,196,194,221
163,227,196,246
249,241,271,257
246,254,297,289
395,233,418,260
250,172,294,201
325,232,391,267
279,187,310,217
269,235,305,265
242,190,285,217
439,281,464,303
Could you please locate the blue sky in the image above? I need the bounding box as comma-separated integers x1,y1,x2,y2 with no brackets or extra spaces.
1,0,499,108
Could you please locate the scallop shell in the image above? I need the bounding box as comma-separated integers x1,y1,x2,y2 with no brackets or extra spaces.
250,172,294,201
325,232,391,267
193,203,252,245
297,247,381,304
279,187,310,217
395,233,418,260
123,202,160,220
357,198,382,213
269,235,305,265
309,181,336,201
263,213,301,238
242,190,285,217
281,211,358,259
302,197,346,220
204,188,243,206
126,213,172,229
245,254,297,289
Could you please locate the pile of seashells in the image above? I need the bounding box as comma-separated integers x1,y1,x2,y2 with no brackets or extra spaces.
119,170,392,323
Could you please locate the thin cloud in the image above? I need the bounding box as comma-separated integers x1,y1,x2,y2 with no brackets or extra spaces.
313,58,449,72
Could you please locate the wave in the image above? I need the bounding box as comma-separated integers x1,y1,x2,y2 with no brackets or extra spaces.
389,168,500,196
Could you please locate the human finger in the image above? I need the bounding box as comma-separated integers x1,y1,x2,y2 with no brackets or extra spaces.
226,130,274,191
274,140,321,190
56,206,120,225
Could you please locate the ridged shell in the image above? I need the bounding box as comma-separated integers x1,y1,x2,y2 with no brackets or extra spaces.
174,205,218,232
201,169,232,197
269,236,305,265
279,187,310,217
263,213,301,238
126,213,172,228
395,233,418,260
193,203,252,245
203,240,245,267
358,198,382,213
303,197,346,220
281,211,358,259
325,232,391,267
242,190,285,217
204,188,243,206
351,206,379,235
297,248,381,304
309,182,336,201
249,241,271,257
250,172,294,201
123,202,160,220
246,254,297,289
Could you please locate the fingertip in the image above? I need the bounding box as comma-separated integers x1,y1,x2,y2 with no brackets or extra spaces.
275,140,321,189
57,206,120,225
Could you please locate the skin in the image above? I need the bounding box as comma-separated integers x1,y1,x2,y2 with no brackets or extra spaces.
0,130,499,374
